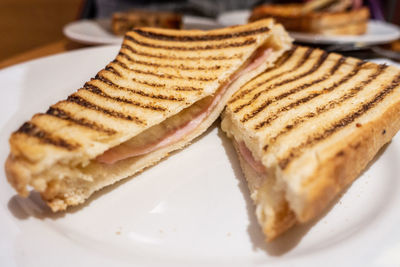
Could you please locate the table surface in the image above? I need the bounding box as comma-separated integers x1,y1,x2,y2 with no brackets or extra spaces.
0,38,89,70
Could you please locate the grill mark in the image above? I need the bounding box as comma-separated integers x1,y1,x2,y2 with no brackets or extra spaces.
67,95,145,125
46,107,117,135
125,35,257,51
229,46,305,104
118,52,226,71
129,75,204,91
228,47,298,104
277,69,399,170
121,44,243,61
329,56,346,74
83,84,166,112
94,75,185,102
112,59,217,82
16,122,78,150
234,51,330,115
96,72,168,89
273,45,298,68
131,76,165,88
105,64,121,77
132,27,270,42
172,86,203,91
258,60,366,133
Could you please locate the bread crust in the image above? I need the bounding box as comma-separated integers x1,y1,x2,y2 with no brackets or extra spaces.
232,141,296,241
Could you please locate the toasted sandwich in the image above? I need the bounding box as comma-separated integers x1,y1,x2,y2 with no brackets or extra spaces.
249,2,369,36
6,19,292,212
112,9,182,35
221,46,400,240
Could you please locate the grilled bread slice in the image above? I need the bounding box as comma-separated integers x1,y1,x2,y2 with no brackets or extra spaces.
6,19,292,212
249,4,369,36
222,46,400,240
111,9,182,35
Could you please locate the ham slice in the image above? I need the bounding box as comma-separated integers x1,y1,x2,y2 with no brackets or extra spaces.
97,92,220,164
236,140,266,175
96,48,272,164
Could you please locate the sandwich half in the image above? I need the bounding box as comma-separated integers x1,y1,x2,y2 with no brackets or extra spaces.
221,46,400,240
249,3,369,36
6,19,292,212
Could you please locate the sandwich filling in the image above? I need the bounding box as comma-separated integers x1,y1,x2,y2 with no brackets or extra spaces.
236,140,266,175
97,48,272,164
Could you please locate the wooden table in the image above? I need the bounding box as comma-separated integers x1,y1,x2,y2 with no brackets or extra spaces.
0,38,90,70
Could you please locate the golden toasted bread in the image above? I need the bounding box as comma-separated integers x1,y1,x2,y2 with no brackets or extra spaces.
112,9,182,35
222,46,400,240
249,4,369,36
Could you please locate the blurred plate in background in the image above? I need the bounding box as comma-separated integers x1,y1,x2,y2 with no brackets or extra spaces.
217,10,251,26
217,10,400,46
63,16,221,45
291,20,400,45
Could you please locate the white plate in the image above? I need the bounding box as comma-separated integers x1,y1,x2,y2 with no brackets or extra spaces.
63,18,123,45
63,16,222,45
291,20,400,45
218,10,400,45
1,46,400,267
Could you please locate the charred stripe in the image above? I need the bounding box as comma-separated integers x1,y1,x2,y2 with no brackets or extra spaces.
172,86,203,91
130,76,203,91
112,59,218,82
94,76,185,102
131,77,166,88
83,84,166,112
46,107,117,135
16,122,78,150
67,95,145,125
105,64,121,77
125,35,257,51
132,27,270,42
121,44,243,60
118,52,225,71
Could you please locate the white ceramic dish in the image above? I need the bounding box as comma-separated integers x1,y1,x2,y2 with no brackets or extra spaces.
63,16,222,45
1,46,400,267
218,10,400,45
63,18,123,45
291,20,400,45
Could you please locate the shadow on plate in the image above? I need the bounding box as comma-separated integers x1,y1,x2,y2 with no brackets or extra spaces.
217,126,390,256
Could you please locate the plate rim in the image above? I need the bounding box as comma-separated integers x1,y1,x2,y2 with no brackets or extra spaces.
0,44,120,73
63,16,222,45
